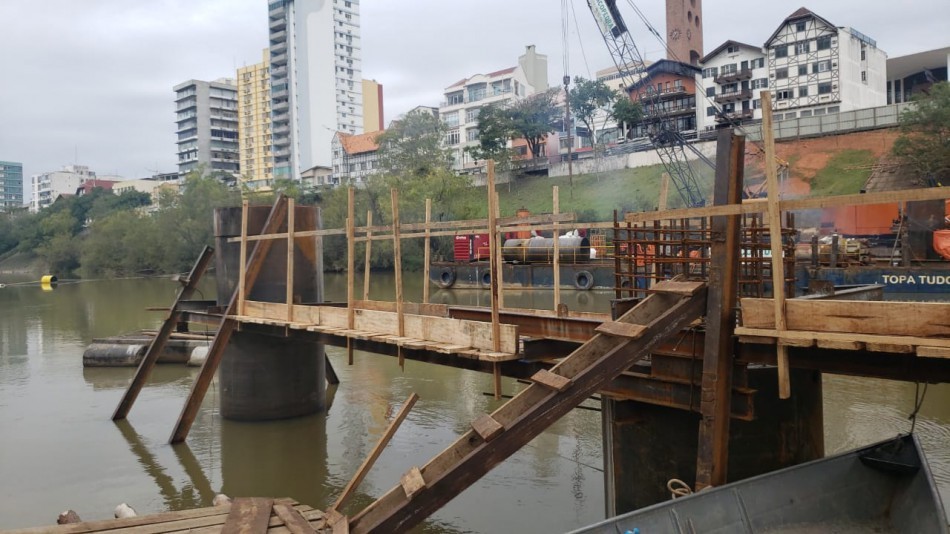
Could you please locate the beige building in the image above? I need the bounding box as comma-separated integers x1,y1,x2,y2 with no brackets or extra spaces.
362,79,384,133
238,49,273,189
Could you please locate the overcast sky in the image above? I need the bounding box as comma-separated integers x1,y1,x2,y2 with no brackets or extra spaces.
1,0,947,198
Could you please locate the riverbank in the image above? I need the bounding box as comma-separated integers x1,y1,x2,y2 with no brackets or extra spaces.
0,250,46,276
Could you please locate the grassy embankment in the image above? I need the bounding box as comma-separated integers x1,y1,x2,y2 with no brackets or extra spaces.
807,149,877,197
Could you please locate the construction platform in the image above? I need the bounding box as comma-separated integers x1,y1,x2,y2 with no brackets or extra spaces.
2,498,326,534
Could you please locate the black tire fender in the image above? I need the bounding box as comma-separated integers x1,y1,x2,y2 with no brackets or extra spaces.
435,267,456,289
574,270,594,291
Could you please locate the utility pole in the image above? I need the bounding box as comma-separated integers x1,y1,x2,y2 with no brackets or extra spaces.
564,75,573,198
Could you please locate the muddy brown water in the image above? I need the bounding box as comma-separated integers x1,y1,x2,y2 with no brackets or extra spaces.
0,274,946,531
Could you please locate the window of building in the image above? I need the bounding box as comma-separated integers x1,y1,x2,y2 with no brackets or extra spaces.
799,86,809,97
817,35,832,50
727,45,738,53
776,89,793,100
446,129,460,145
795,21,806,32
706,87,715,97
800,110,812,117
706,106,716,117
798,65,808,76
751,58,765,69
827,106,840,113
860,49,866,61
466,128,479,142
752,99,761,109
721,63,737,75
702,67,718,78
775,46,788,58
814,107,826,115
785,111,797,119
795,41,810,54
818,82,832,94
776,68,789,79
813,60,832,73
466,107,480,123
446,92,463,105
751,78,769,89
861,70,867,82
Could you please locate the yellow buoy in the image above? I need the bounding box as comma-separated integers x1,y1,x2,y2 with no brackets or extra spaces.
40,275,58,291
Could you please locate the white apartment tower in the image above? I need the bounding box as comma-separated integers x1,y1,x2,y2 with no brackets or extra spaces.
765,8,886,120
439,45,548,171
268,0,363,181
174,78,240,178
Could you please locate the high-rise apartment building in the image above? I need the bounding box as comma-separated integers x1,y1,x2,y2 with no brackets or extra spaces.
268,0,363,181
174,78,240,179
0,161,23,211
238,50,273,189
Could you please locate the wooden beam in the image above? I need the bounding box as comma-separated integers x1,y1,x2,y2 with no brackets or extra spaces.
658,172,670,211
733,326,950,349
286,198,295,322
400,467,426,500
553,185,561,310
624,186,950,223
273,503,317,534
917,346,950,359
761,91,791,400
595,321,647,339
530,368,572,391
221,497,273,534
487,161,501,354
695,128,744,490
112,245,215,420
330,393,419,513
238,200,249,316
471,413,504,442
651,280,705,295
494,191,504,311
423,199,431,304
391,188,405,368
168,195,288,444
363,210,373,301
347,189,356,366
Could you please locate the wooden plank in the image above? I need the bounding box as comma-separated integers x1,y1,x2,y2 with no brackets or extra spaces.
391,188,405,368
553,185,561,310
918,346,950,359
595,321,647,339
651,280,705,295
169,196,288,444
487,160,501,354
324,510,349,534
494,191,504,312
471,413,504,442
740,298,950,338
779,338,815,348
347,189,356,366
330,393,419,512
530,368,572,392
400,467,426,499
362,210,373,301
352,300,449,317
349,288,708,533
624,186,950,223
738,335,776,345
286,198,295,322
866,342,915,354
272,504,317,534
760,91,791,400
817,339,865,351
112,245,214,420
733,326,950,349
695,128,744,490
423,198,431,304
238,200,249,316
221,497,273,534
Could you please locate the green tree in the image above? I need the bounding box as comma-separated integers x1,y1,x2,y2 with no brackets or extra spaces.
507,88,561,158
613,95,644,139
376,110,453,177
568,77,617,146
892,82,950,184
467,104,514,166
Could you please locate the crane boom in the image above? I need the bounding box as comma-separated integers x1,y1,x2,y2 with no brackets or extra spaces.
586,0,710,207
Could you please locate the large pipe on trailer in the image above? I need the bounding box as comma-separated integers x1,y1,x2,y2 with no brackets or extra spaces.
502,236,591,264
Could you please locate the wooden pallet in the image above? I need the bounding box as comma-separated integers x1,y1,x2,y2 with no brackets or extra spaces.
2,498,324,534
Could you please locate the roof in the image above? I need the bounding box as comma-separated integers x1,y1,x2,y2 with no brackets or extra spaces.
627,59,700,92
764,8,837,47
700,40,763,64
887,46,950,80
446,66,518,90
337,131,381,155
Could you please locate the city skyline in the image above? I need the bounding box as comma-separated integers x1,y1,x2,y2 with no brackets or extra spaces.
1,0,947,199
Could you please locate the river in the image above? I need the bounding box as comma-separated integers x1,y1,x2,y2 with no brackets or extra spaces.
0,273,947,531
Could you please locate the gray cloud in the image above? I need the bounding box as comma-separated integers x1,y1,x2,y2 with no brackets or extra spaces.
2,0,946,200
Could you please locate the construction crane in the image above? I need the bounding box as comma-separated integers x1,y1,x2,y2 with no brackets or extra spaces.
585,0,714,207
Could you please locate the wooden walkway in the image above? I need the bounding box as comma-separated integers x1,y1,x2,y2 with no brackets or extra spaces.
3,498,326,534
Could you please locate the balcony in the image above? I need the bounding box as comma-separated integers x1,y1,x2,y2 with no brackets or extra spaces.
270,30,286,42
271,88,288,99
272,125,290,135
271,52,287,66
638,85,688,101
271,65,287,78
269,17,285,31
274,148,291,158
268,4,285,19
646,103,696,119
714,89,752,104
270,39,286,54
714,68,754,85
715,109,755,122
272,100,289,112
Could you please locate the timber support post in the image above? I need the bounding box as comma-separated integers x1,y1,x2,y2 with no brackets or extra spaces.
695,128,744,489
